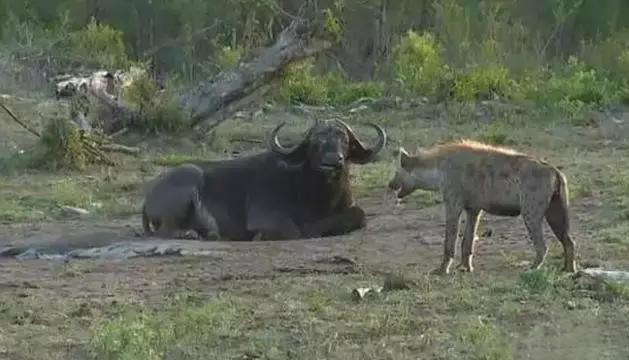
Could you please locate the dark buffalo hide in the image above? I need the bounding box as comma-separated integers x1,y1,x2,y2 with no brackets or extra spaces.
196,118,387,241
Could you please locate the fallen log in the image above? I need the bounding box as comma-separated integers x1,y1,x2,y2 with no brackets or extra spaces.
84,12,333,134
179,15,333,129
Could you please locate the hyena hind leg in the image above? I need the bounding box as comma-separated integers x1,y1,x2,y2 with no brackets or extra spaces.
545,196,577,273
522,212,548,271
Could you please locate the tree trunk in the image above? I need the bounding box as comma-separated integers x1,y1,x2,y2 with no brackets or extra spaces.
178,16,332,129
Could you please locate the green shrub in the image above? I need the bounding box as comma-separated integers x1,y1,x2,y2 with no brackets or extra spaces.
122,67,186,134
278,61,384,106
36,117,108,170
518,268,558,295
215,45,243,71
453,64,514,101
392,30,449,98
278,60,329,105
324,72,385,105
520,57,617,117
581,29,629,79
69,17,128,68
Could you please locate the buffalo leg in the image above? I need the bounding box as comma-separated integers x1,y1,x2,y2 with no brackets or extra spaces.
302,206,367,238
246,205,301,240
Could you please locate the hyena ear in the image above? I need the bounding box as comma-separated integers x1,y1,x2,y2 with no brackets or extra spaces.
399,147,411,167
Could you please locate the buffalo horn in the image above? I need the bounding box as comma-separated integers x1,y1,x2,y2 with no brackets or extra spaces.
334,119,387,163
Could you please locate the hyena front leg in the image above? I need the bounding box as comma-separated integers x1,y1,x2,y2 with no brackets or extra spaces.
433,196,463,275
457,208,482,273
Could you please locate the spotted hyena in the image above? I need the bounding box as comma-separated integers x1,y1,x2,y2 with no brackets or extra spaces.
388,139,577,275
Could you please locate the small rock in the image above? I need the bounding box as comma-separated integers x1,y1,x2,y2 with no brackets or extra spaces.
351,286,383,301
60,206,90,217
349,105,369,114
566,300,576,310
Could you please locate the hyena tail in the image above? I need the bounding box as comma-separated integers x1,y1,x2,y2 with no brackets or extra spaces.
546,169,576,271
141,204,153,235
547,169,570,233
556,170,570,230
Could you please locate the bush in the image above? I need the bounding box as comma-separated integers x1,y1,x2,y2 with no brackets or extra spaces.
453,64,514,101
278,60,329,105
69,17,128,69
122,67,186,134
35,117,109,171
392,31,449,99
521,57,616,117
324,73,385,105
277,60,384,106
581,29,629,80
215,45,243,71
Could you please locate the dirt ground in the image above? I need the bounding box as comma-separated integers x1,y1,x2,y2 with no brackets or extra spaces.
1,104,629,359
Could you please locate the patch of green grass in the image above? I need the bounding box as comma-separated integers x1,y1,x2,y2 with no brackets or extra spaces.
603,281,629,301
152,154,205,167
352,162,395,192
0,153,27,176
51,180,94,208
477,122,510,145
303,290,331,315
89,297,243,360
570,174,594,199
517,267,558,295
456,318,513,360
0,196,51,223
599,222,629,246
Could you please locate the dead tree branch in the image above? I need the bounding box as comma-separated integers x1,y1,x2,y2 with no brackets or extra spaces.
0,101,41,138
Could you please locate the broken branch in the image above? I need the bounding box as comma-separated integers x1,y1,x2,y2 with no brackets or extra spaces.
0,101,41,138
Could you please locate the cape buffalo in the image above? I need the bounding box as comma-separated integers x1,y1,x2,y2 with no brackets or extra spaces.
197,118,387,241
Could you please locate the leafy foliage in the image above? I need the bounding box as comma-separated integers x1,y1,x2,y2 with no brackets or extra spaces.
122,66,186,134
278,60,384,106
392,31,448,98
37,117,111,170
215,45,243,71
453,64,514,101
69,18,129,68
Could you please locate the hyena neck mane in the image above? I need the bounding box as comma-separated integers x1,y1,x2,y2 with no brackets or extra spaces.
421,139,522,158
408,139,522,191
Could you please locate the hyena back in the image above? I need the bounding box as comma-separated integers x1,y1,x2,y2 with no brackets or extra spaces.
388,139,577,275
